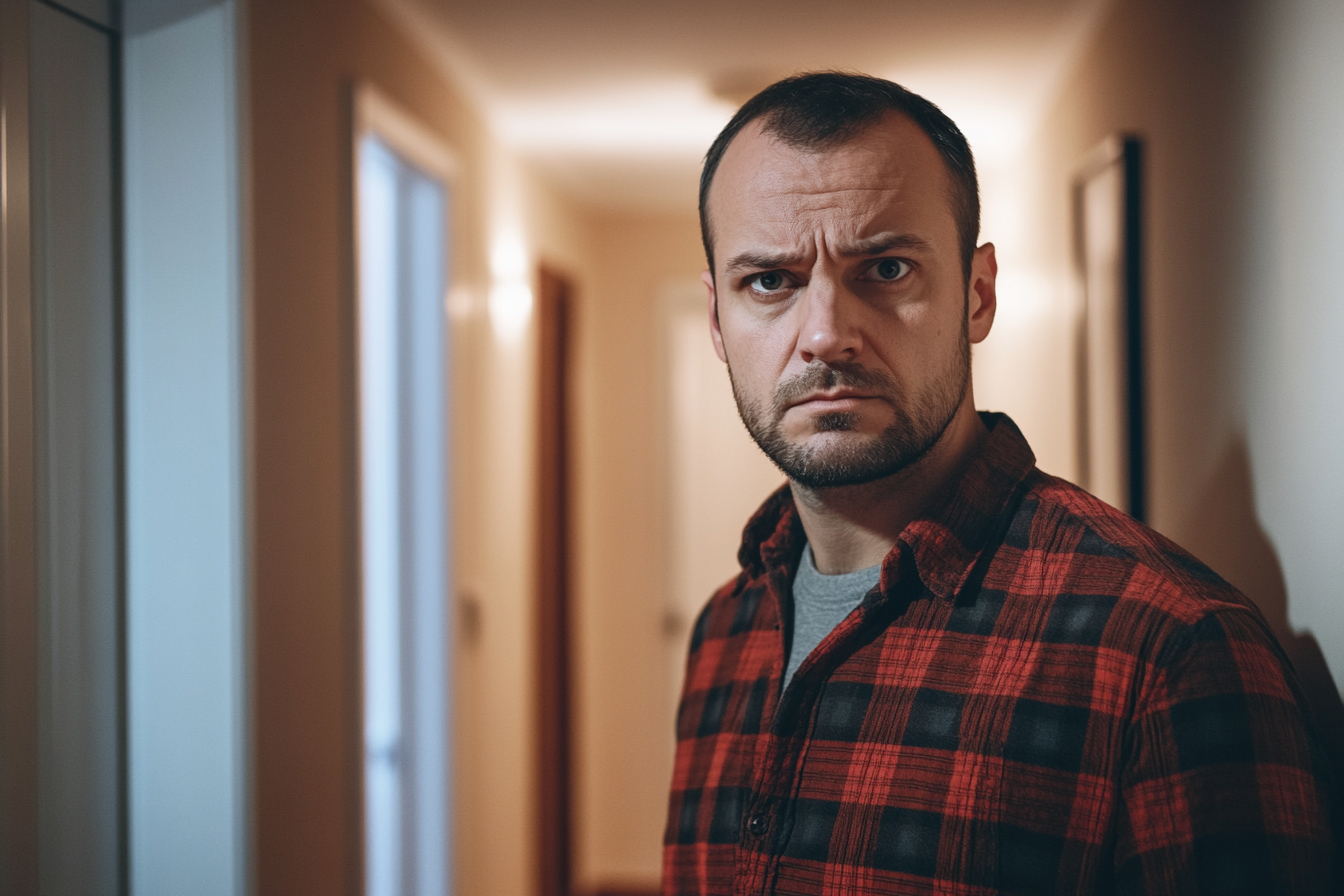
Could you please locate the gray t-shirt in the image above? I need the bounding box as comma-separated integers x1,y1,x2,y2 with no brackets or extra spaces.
785,544,882,687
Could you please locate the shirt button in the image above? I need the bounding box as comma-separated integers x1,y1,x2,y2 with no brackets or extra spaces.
747,813,768,836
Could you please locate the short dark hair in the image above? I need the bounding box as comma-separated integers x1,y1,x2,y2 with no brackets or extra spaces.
699,71,980,279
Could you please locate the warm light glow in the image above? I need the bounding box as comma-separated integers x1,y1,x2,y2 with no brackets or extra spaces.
992,269,1057,327
883,69,1036,167
493,79,735,156
489,281,533,342
490,233,528,280
488,229,534,342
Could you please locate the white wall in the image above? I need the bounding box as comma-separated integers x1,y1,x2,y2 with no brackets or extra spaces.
1241,0,1344,691
123,4,246,894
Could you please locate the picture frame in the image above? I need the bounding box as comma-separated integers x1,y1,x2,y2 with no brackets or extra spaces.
1072,135,1146,520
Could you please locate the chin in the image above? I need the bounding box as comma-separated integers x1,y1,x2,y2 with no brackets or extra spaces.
794,432,890,468
802,426,884,447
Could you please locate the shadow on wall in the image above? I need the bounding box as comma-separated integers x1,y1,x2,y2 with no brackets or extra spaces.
1180,435,1344,808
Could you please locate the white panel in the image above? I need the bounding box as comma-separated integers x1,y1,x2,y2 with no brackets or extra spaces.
28,5,121,893
358,132,453,896
404,168,450,896
1244,0,1344,682
123,5,244,896
360,137,404,896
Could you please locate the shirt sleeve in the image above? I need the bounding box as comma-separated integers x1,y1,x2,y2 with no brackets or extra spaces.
1114,609,1337,895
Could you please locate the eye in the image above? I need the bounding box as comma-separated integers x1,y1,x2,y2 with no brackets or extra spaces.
865,258,912,282
747,271,792,294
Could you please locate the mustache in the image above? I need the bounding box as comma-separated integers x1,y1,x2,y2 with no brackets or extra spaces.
771,361,898,415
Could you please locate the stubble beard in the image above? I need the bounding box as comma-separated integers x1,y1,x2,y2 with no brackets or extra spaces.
729,326,971,490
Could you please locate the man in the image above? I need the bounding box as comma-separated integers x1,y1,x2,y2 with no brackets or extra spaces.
663,72,1336,895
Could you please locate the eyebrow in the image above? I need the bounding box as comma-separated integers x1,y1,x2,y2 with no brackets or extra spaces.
722,233,933,274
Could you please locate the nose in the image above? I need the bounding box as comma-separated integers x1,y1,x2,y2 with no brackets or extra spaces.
798,274,862,364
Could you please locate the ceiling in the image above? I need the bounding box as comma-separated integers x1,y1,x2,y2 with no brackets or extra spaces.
377,0,1108,211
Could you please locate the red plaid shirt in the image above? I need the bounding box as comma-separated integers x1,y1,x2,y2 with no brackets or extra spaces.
663,414,1336,895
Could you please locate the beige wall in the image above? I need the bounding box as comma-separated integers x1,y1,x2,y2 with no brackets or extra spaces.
1022,0,1253,553
570,210,707,891
247,1,593,892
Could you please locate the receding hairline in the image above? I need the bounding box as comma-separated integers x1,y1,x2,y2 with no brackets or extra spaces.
702,112,962,272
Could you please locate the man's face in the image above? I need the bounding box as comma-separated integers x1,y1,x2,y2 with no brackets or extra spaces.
704,113,997,489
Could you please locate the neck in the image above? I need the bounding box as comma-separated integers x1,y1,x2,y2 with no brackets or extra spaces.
791,400,988,575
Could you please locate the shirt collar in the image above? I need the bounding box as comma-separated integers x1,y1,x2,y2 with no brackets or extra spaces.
736,412,1037,602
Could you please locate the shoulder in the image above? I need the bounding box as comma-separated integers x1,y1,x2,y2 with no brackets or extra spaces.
995,469,1297,700
1001,473,1319,754
1013,468,1263,625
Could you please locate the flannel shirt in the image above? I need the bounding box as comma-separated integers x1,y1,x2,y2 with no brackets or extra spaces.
663,413,1336,895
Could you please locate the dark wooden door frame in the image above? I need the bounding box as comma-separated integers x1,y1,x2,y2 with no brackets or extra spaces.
536,264,574,896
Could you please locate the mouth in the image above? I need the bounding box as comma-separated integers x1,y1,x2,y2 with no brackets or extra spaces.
787,390,879,413
770,361,898,424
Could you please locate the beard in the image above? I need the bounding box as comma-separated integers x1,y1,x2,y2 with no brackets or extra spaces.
729,326,971,490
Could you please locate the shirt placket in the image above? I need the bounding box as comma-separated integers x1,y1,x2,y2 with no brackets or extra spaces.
726,561,800,895
729,550,922,896
732,562,878,896
732,686,816,894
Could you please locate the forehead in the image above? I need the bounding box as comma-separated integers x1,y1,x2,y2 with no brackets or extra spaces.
706,113,956,254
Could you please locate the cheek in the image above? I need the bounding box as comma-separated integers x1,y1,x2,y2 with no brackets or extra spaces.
904,290,965,341
726,351,782,408
722,316,796,379
873,302,962,380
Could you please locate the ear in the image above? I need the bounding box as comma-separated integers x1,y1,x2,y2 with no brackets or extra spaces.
967,242,997,344
705,269,728,363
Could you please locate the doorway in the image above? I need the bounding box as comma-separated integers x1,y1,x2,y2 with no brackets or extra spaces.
354,84,457,896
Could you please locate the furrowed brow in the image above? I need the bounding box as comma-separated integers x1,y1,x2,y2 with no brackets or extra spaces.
840,233,933,257
721,234,933,274
722,250,805,274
